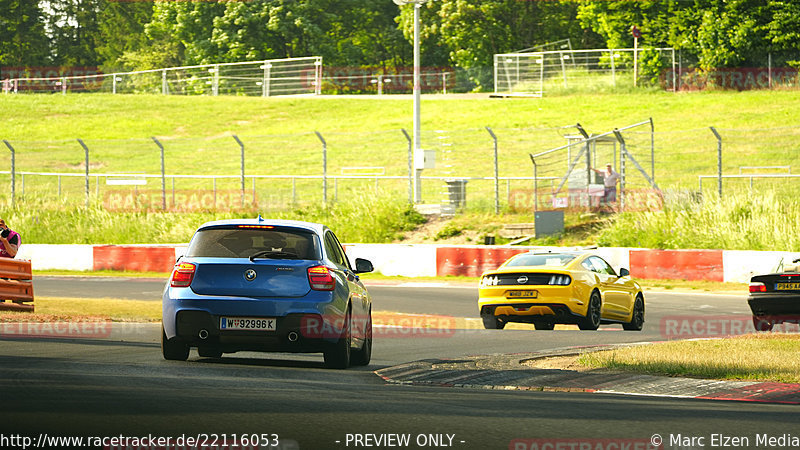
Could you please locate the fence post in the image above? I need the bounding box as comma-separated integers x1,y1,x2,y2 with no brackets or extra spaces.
574,123,591,208
649,117,655,183
77,139,90,206
612,130,626,212
610,49,616,86
315,58,323,95
315,131,327,207
529,155,538,212
151,137,166,210
710,126,722,198
262,62,271,97
213,65,220,96
233,135,245,208
401,129,413,205
162,70,168,95
3,140,15,205
671,49,677,93
486,127,499,214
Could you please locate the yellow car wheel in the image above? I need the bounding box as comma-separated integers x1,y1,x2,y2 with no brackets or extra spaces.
623,295,645,331
578,291,602,331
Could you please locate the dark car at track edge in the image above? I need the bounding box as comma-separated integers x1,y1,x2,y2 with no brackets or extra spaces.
748,257,800,332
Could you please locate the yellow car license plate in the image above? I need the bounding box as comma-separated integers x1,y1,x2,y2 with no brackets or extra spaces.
776,283,800,291
506,290,538,298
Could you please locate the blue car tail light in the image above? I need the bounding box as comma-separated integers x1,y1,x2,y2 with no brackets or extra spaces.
170,262,196,287
308,265,335,291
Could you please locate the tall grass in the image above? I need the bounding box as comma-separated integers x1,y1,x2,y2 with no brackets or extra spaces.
578,335,800,383
597,190,800,250
3,192,425,244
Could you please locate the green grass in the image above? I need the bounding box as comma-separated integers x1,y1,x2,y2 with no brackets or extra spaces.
3,91,800,248
578,335,800,383
0,297,161,322
4,192,425,244
7,91,800,141
598,190,800,251
3,92,800,190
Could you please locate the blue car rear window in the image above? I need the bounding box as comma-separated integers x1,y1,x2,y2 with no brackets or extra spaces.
505,254,576,267
186,227,321,259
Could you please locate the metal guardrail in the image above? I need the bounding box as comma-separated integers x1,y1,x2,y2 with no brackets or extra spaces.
0,258,34,312
2,57,323,97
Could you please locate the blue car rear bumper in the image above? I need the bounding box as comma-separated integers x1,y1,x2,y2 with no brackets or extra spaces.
163,287,346,352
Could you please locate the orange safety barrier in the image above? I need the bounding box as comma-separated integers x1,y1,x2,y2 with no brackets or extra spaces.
0,259,34,312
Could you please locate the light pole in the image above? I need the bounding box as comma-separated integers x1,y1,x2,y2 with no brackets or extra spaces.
394,0,430,203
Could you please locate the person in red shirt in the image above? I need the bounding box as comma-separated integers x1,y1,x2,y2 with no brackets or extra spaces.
0,219,20,258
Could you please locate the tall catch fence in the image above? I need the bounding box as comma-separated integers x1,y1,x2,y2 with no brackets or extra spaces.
495,48,677,96
3,124,800,213
495,47,800,96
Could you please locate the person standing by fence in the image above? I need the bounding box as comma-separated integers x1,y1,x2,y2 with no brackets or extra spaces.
592,163,620,204
0,219,20,258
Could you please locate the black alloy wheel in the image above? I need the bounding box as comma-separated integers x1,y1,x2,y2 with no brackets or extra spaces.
324,309,352,369
578,291,602,331
623,296,645,331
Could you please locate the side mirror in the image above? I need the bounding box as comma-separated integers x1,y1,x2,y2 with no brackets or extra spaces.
354,258,374,274
619,268,630,277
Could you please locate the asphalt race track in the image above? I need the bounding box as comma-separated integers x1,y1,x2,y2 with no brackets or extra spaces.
2,277,798,449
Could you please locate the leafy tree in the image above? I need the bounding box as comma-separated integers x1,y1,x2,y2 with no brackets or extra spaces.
577,0,800,71
397,0,601,89
0,0,50,67
46,0,104,67
96,1,154,71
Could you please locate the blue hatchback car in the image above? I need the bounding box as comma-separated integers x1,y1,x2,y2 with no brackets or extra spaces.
162,218,374,369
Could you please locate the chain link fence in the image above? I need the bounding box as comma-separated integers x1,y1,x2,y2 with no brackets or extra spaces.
3,123,800,213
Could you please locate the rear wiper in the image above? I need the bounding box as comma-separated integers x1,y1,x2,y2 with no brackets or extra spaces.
249,250,298,261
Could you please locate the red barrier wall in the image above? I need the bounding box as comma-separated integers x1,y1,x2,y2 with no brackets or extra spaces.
629,249,724,282
93,246,177,273
436,247,529,277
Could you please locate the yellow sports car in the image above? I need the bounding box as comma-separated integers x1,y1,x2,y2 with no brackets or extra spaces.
478,251,644,331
